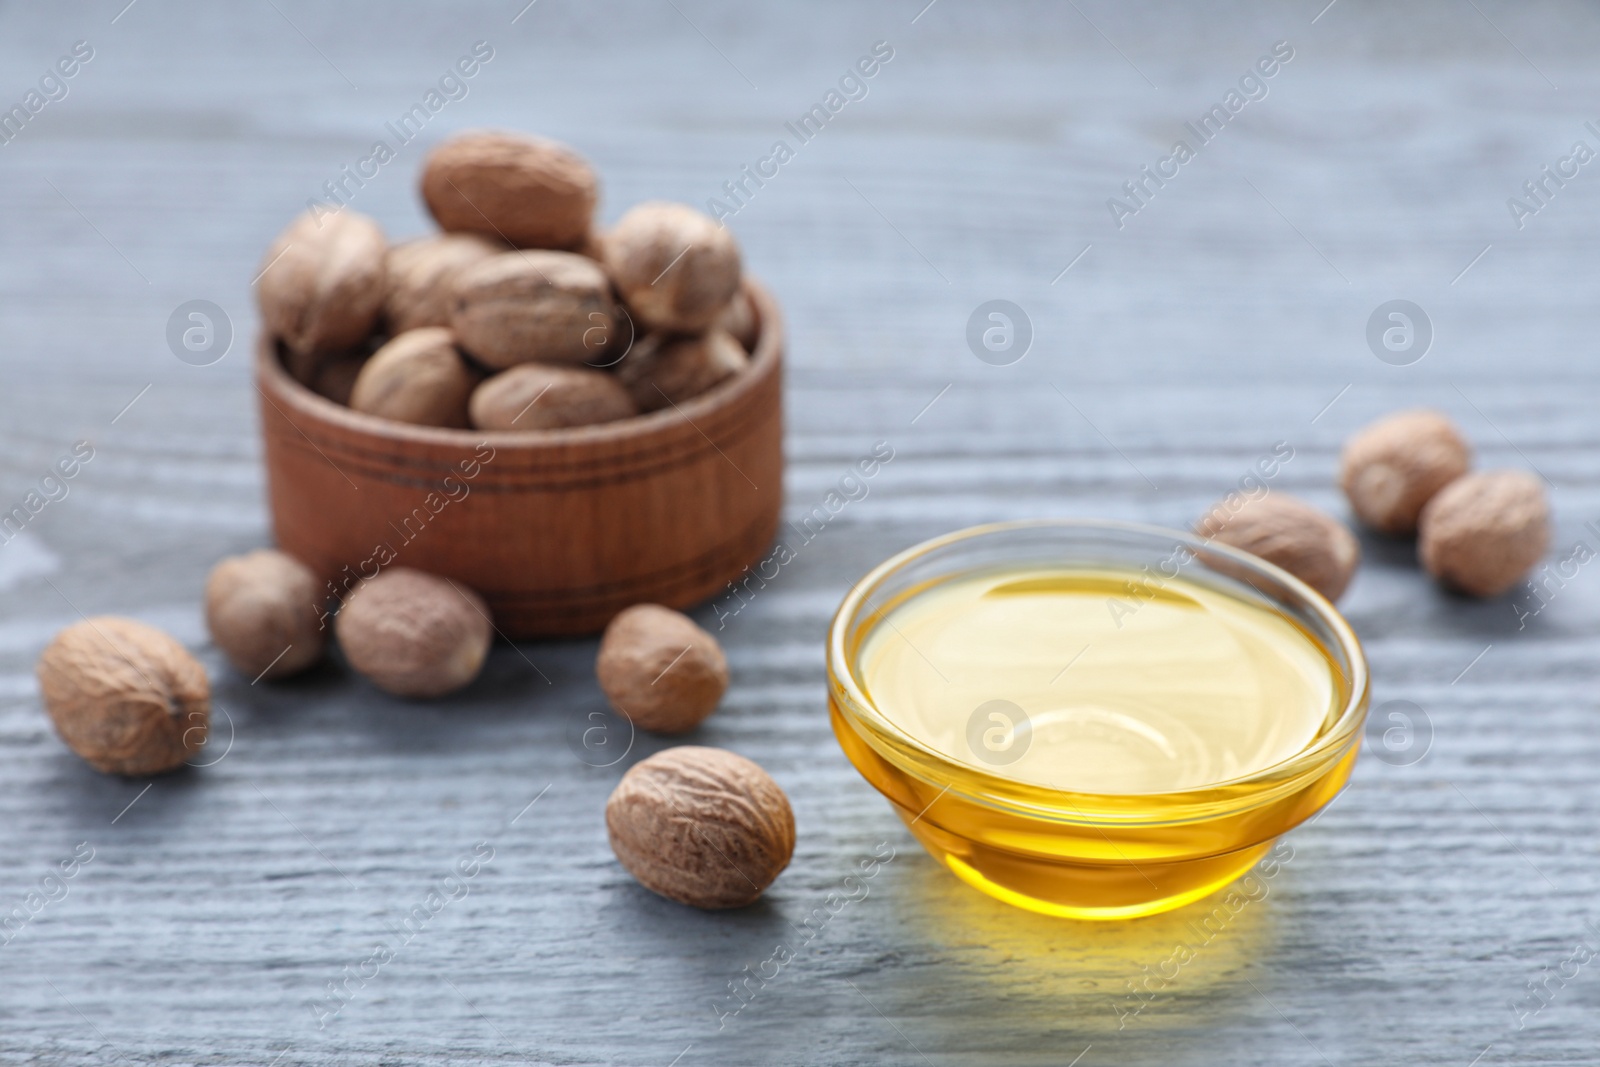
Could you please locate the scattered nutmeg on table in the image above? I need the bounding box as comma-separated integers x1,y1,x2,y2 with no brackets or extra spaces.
1335,407,1552,599
597,604,728,733
1195,493,1360,602
421,130,598,251
1340,409,1472,536
605,746,795,909
349,327,479,429
335,567,493,698
37,618,210,776
603,201,742,333
450,251,618,369
1419,470,1551,597
230,130,800,911
204,549,326,681
470,363,635,431
256,209,388,366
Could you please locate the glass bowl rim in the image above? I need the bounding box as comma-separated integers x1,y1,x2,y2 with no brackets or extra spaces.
826,518,1371,823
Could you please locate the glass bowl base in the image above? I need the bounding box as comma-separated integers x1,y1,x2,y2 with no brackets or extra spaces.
898,807,1276,921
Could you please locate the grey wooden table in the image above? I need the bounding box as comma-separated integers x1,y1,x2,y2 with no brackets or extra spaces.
2,1,1599,1063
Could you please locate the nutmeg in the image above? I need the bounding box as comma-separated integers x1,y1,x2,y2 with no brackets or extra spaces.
384,233,503,333
335,568,493,698
616,329,747,413
576,227,607,263
718,285,758,351
421,130,598,250
1195,493,1361,602
311,355,366,406
605,746,795,909
256,209,387,360
36,617,210,776
1340,409,1472,536
349,328,478,428
470,363,636,431
597,604,729,733
1419,470,1550,597
603,201,741,333
450,251,618,369
204,549,327,680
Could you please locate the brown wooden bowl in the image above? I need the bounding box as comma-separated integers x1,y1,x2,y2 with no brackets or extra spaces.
256,278,784,638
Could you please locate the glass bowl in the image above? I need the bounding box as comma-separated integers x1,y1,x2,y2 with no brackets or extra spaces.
826,519,1370,920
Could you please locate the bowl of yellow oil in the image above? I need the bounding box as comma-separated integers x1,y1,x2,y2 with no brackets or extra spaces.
827,519,1369,920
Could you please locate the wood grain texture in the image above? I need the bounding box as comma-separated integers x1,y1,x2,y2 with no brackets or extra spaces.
1,1,1600,1064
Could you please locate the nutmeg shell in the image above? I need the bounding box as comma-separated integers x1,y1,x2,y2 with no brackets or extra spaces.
1340,409,1472,536
256,209,387,360
470,363,636,431
596,604,728,733
603,201,741,333
1419,470,1550,597
1195,493,1361,602
311,355,367,407
37,617,210,776
205,549,327,680
384,233,504,334
350,327,478,428
335,568,492,698
421,130,598,250
605,746,794,909
616,329,747,413
718,284,759,351
450,251,618,369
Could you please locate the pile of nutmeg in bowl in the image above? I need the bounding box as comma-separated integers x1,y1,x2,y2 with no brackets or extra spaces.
258,130,758,432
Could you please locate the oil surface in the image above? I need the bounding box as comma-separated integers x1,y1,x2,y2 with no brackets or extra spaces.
858,565,1340,794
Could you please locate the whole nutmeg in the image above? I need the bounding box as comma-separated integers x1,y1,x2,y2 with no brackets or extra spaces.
1340,409,1472,536
603,201,742,333
616,329,748,413
384,233,503,333
350,328,479,428
451,251,618,369
718,285,759,352
205,550,327,680
470,364,636,431
257,209,387,360
606,746,794,909
36,617,209,776
597,604,728,733
421,130,598,250
1195,493,1361,602
336,568,492,698
1419,470,1550,597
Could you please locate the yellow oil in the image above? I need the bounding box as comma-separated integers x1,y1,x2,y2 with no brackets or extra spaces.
835,563,1353,919
857,566,1339,794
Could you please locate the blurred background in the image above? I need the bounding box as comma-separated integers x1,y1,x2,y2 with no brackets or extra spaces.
2,2,1599,1064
